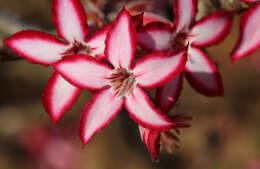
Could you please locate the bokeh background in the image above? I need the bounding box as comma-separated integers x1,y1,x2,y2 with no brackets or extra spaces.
1,0,260,169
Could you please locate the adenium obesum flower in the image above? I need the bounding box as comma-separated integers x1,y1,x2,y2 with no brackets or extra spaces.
231,0,260,62
5,0,111,124
54,8,187,145
137,0,233,111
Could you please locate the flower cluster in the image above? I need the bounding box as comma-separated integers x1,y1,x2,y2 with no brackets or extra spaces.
4,0,260,162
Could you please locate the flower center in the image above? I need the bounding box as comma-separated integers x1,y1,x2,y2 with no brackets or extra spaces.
62,41,92,56
107,68,137,97
170,30,195,50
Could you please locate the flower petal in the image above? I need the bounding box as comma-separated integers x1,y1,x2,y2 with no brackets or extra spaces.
52,0,89,42
231,4,260,62
133,49,187,89
174,0,198,31
137,22,173,52
139,126,160,162
143,12,173,26
5,30,68,66
185,47,223,96
79,87,124,145
86,24,111,59
125,87,174,131
42,72,81,125
190,11,233,47
156,73,183,113
54,54,112,90
105,8,137,68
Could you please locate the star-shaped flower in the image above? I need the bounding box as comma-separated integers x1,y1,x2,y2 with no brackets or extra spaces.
231,0,260,62
54,8,187,145
137,0,233,111
5,0,111,124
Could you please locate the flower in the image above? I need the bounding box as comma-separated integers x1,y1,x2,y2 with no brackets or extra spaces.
231,0,260,62
5,0,111,124
137,0,233,108
54,8,187,145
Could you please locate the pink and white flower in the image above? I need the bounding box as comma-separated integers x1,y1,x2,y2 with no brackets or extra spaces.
5,0,111,124
137,0,233,104
231,1,260,62
54,9,187,145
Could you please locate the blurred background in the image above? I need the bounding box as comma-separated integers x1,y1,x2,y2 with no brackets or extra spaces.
1,0,260,169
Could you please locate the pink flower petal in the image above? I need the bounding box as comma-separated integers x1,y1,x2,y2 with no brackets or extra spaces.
174,0,198,31
125,87,174,131
231,4,260,62
86,24,111,59
42,72,81,125
5,30,68,66
105,9,137,68
137,22,173,52
139,126,160,162
191,11,233,47
54,54,112,90
133,49,187,89
185,47,223,96
156,73,183,113
143,12,173,26
52,0,89,42
79,87,124,145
